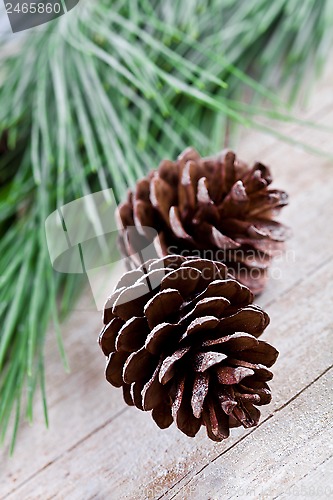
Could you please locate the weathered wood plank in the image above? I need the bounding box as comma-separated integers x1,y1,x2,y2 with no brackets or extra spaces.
277,456,333,499
171,369,333,500
4,255,333,500
236,52,333,166
256,176,333,307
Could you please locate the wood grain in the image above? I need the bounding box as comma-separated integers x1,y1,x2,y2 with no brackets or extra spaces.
277,456,333,499
170,369,333,500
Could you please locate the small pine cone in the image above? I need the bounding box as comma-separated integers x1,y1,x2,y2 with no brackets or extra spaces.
99,255,278,441
117,148,290,294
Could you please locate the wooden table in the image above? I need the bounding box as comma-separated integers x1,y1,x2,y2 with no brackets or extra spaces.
1,63,333,499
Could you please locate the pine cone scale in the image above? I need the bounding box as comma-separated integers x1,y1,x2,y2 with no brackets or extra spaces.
191,372,210,418
159,347,191,385
106,351,129,388
171,376,202,438
123,347,157,384
142,361,164,411
115,317,148,352
145,322,182,355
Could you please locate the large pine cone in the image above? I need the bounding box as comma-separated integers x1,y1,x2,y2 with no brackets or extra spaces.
99,255,278,441
117,148,290,294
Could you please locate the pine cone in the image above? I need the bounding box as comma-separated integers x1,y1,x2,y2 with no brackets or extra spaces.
117,148,290,294
99,255,278,441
